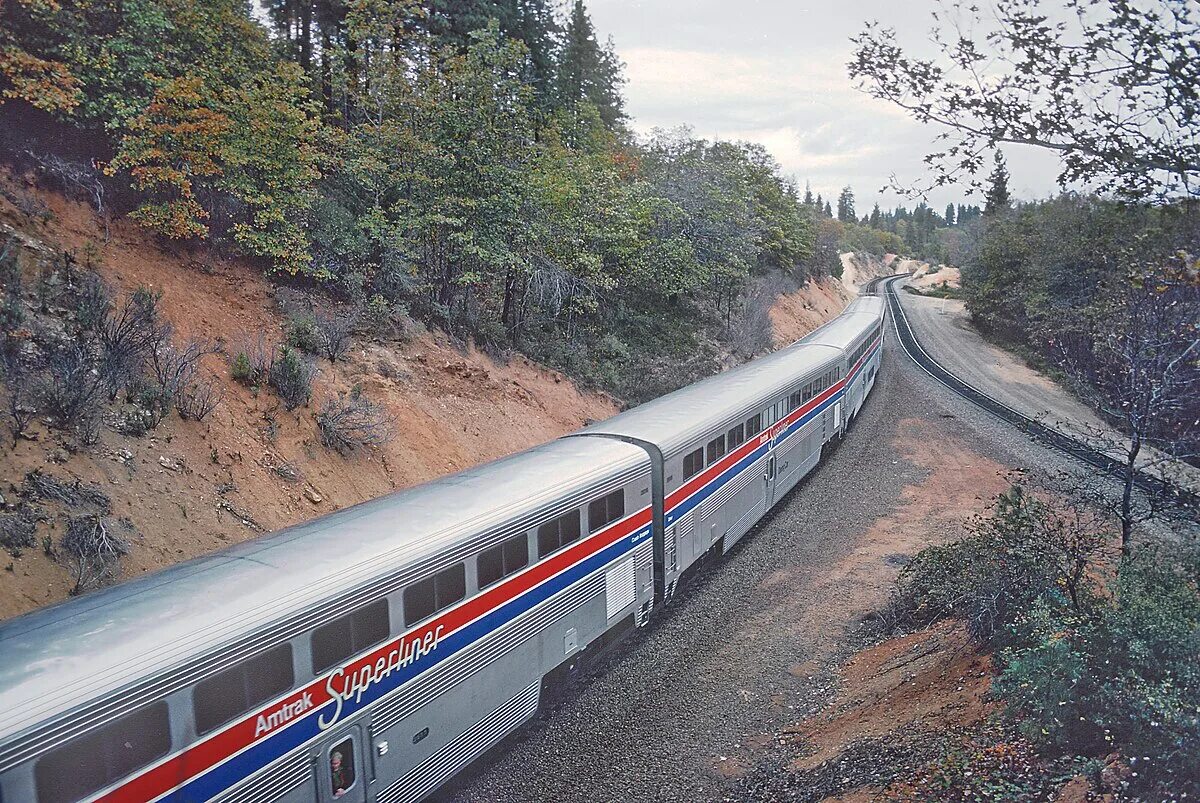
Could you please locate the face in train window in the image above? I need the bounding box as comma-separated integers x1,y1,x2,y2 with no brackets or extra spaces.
330,738,356,797
35,702,171,803
537,509,582,558
682,447,704,480
479,532,530,589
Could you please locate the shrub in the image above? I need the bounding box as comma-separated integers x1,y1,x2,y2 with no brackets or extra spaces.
61,514,130,594
314,309,355,361
316,386,394,453
228,331,272,387
1,239,24,334
995,549,1200,799
285,315,323,354
96,286,167,399
177,373,224,421
881,486,1108,644
269,347,315,410
36,343,104,442
147,334,219,417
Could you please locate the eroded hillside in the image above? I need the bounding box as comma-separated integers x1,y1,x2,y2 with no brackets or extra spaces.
0,171,849,620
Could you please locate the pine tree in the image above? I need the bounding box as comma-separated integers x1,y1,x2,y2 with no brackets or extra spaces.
984,151,1011,215
869,203,881,228
836,186,855,222
824,200,833,218
803,181,814,206
557,0,624,128
944,202,955,226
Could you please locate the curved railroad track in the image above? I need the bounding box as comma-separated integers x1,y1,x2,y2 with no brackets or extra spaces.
883,275,1198,510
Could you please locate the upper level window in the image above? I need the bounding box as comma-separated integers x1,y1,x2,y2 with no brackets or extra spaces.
312,598,391,674
35,702,171,803
706,435,726,465
194,644,294,736
588,489,625,533
537,509,582,558
682,447,704,480
403,563,466,627
479,533,530,589
745,413,762,437
727,423,745,449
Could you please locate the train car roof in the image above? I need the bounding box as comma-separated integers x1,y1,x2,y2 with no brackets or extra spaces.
0,436,649,741
581,300,884,455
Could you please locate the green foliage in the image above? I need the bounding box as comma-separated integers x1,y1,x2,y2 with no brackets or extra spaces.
268,347,314,410
995,550,1200,798
884,486,1109,644
229,352,255,386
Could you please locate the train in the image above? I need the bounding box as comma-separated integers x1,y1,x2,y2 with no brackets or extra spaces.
0,294,886,803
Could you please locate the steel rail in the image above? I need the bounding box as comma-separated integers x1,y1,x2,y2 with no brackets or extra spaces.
883,276,1197,511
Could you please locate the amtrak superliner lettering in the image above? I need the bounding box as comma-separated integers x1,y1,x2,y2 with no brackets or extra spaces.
319,624,446,730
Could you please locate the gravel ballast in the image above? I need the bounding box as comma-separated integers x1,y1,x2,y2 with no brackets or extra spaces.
446,327,1122,802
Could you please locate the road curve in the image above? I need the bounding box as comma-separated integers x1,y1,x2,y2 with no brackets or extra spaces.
883,276,1197,511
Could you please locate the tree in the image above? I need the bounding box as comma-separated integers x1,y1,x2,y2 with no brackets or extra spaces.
824,200,833,219
556,0,624,129
108,77,230,239
836,186,855,223
984,152,1011,216
849,0,1200,201
869,203,882,228
1052,254,1200,556
944,203,955,227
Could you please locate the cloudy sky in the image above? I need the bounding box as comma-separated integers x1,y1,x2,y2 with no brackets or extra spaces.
588,0,1067,212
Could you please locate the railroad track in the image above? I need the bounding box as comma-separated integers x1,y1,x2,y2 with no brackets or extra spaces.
883,275,1197,510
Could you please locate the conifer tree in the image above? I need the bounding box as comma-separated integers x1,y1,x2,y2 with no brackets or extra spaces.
836,186,855,222
803,181,814,206
944,202,955,226
556,0,624,128
984,151,1011,215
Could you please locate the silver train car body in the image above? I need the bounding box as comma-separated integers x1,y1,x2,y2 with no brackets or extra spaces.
0,295,884,803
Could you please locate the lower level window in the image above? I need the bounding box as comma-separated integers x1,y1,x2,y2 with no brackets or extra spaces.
330,738,357,798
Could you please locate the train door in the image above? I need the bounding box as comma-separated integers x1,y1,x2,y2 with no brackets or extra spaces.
317,725,368,803
764,454,776,508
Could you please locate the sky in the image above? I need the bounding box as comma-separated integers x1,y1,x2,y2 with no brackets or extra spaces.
587,0,1068,213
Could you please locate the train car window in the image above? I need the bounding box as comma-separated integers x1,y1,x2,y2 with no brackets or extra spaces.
745,414,762,437
404,563,466,627
35,701,170,803
478,533,530,589
311,598,391,674
727,423,745,449
537,509,582,558
788,391,800,410
706,435,726,465
682,447,704,480
329,737,357,797
194,643,294,736
588,488,625,533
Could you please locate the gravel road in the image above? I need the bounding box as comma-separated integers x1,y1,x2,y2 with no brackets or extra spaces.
443,323,1102,803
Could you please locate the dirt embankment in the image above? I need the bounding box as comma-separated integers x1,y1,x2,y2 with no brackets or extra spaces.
838,253,960,294
0,170,850,621
769,276,853,347
0,170,621,620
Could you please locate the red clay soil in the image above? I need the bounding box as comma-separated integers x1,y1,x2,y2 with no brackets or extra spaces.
788,620,995,774
0,166,848,620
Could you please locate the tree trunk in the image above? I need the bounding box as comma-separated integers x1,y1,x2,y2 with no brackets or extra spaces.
300,0,313,73
1120,435,1141,558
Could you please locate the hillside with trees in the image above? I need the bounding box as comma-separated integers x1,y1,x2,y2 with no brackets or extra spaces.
0,0,859,404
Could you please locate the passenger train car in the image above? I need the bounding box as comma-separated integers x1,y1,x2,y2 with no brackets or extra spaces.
0,295,885,803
